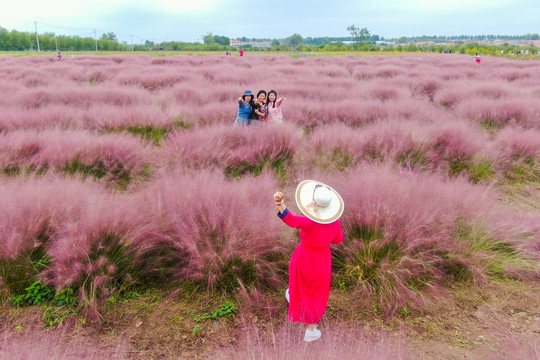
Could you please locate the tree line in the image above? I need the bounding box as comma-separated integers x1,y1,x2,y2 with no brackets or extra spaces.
0,25,538,55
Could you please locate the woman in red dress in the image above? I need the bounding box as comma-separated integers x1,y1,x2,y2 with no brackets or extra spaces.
274,180,344,342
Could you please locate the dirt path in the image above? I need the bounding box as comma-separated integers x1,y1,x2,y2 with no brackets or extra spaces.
3,279,537,359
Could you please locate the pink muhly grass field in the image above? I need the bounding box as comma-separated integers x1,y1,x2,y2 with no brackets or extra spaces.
1,53,539,131
0,128,148,184
0,53,539,335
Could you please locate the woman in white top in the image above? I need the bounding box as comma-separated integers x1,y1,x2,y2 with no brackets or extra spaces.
266,90,285,124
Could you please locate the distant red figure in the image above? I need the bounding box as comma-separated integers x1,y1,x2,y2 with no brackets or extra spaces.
239,49,244,56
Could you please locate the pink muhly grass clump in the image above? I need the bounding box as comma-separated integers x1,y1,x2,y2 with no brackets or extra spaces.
85,104,173,130
435,86,468,108
309,165,503,313
493,127,540,161
170,83,207,106
115,67,191,91
303,123,364,172
1,326,129,360
497,68,533,82
13,83,148,110
45,193,140,316
163,123,298,175
373,65,405,79
66,64,120,85
192,102,240,126
316,64,350,79
132,170,287,291
457,97,540,128
217,321,410,360
491,127,540,181
0,129,148,183
0,105,86,131
297,99,389,128
365,82,406,102
470,82,514,99
0,176,140,315
205,83,246,104
382,97,445,122
410,77,442,102
304,121,423,171
425,120,488,176
304,119,489,178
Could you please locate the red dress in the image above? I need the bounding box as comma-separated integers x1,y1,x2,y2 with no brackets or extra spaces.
279,209,343,324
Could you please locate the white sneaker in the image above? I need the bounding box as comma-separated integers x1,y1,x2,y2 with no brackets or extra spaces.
304,327,321,342
285,289,290,303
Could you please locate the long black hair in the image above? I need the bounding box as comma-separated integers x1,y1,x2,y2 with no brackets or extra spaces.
267,90,277,108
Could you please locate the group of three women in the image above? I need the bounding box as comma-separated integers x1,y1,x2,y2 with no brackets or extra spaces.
234,89,286,127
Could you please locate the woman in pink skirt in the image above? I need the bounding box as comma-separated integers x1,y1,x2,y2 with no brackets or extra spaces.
274,180,344,342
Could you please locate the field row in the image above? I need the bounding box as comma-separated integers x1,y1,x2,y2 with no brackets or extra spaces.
0,54,539,131
0,122,538,186
1,166,538,316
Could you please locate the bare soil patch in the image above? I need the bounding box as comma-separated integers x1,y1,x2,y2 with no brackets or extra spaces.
1,278,538,359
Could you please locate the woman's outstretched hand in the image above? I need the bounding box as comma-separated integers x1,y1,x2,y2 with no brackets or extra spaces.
274,192,286,214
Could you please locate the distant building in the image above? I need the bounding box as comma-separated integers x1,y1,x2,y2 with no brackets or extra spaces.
230,39,271,48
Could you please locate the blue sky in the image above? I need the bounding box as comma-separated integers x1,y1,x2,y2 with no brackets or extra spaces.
1,0,538,43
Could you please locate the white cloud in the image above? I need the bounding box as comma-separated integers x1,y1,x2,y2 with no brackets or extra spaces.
401,0,508,12
1,0,232,22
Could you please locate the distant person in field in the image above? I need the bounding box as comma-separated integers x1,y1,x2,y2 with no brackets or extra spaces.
239,49,244,56
266,90,286,125
274,180,344,343
233,90,254,127
249,90,268,125
57,51,62,61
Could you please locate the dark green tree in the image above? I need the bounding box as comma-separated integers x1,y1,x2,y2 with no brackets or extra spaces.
288,33,303,48
100,32,118,41
347,25,371,42
213,35,230,46
203,32,215,44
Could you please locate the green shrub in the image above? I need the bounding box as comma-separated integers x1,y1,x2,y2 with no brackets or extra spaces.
448,156,472,177
125,125,168,145
479,119,500,133
504,155,539,183
332,224,402,291
224,151,292,180
61,158,133,188
0,246,48,295
42,306,78,328
468,158,495,183
396,149,428,169
214,258,258,293
311,148,354,172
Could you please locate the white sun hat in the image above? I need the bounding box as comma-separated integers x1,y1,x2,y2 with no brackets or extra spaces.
295,180,344,224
